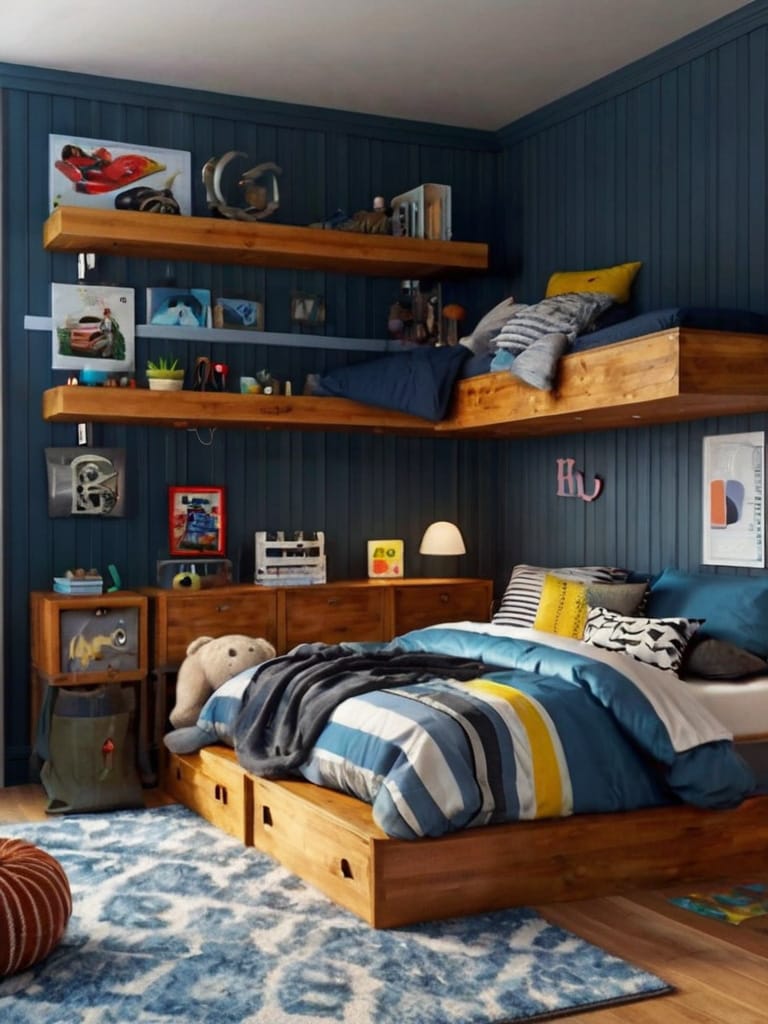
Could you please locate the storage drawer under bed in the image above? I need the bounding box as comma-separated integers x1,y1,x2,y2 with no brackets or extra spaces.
164,746,252,844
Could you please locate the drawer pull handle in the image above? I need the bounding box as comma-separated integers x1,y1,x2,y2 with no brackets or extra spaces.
440,593,449,603
327,597,341,606
214,784,228,805
175,767,182,781
262,806,273,827
339,858,354,880
216,604,231,613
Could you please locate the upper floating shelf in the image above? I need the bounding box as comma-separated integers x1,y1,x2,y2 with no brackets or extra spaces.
43,207,489,278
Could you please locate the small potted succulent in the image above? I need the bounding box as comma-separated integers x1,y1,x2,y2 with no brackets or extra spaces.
146,357,185,391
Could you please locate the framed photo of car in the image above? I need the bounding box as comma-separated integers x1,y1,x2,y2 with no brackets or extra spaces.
51,282,135,372
168,486,226,558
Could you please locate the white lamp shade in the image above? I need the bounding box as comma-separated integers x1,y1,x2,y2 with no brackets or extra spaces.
419,521,466,555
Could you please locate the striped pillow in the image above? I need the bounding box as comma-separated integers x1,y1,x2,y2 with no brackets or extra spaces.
492,291,614,353
493,564,630,629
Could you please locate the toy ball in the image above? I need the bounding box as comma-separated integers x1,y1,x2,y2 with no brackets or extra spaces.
172,571,202,591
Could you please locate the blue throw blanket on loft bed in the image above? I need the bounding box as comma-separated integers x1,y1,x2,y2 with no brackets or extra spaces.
311,343,470,421
233,626,756,840
571,306,768,352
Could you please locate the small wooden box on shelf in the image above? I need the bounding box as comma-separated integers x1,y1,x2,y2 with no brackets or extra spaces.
29,590,150,774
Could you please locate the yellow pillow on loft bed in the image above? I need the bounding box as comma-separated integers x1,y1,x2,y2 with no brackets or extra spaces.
545,261,642,304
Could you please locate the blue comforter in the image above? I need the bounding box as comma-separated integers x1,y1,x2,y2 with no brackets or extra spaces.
234,626,755,839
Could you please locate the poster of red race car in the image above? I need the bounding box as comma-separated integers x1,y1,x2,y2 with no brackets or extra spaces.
49,134,192,214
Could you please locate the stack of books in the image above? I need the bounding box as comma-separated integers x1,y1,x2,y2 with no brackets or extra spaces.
53,575,104,595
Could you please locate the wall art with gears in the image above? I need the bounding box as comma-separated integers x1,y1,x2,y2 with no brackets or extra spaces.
45,447,127,518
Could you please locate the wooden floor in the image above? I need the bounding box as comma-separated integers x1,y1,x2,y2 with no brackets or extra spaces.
2,785,766,1022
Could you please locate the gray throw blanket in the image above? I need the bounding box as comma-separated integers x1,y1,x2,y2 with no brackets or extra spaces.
234,642,492,778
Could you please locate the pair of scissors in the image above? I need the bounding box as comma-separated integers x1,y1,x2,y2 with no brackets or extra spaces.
193,357,229,391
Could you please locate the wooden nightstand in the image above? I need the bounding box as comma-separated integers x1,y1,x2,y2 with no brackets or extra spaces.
29,590,150,781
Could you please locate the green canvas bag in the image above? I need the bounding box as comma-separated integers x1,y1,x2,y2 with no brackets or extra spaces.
40,686,144,814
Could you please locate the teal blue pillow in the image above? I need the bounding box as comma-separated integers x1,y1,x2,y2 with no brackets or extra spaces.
646,568,768,658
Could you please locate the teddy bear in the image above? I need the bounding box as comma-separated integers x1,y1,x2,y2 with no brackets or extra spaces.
169,634,276,729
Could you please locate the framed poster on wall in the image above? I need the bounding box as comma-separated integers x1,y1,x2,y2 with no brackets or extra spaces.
702,431,764,568
168,486,226,557
51,282,135,372
49,134,192,214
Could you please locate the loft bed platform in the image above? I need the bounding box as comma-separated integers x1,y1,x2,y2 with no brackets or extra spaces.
41,327,768,438
437,327,768,437
166,744,768,929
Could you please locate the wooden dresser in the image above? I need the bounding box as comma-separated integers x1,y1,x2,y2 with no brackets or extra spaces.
141,577,493,747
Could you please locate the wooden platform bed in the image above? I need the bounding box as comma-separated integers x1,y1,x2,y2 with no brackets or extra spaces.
164,744,768,929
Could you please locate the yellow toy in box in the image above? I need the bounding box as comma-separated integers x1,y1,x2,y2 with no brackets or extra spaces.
367,539,404,578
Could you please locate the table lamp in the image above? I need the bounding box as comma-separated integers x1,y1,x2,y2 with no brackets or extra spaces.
419,521,466,555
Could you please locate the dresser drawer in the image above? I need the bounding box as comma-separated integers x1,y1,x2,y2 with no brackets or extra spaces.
393,581,492,633
284,586,386,647
148,586,279,666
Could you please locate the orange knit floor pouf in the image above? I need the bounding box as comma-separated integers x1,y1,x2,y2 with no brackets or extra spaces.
0,837,72,976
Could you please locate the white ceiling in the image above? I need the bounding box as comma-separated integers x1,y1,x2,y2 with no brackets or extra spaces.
0,0,755,131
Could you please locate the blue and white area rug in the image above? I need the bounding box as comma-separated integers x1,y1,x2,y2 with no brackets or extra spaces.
0,804,671,1023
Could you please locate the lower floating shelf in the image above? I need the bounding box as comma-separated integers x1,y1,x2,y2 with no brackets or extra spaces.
41,328,768,440
41,386,436,435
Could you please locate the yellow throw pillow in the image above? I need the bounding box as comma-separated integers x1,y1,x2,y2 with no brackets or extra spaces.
534,574,589,639
545,261,642,304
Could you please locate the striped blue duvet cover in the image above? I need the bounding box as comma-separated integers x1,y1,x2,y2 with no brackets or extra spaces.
295,625,756,839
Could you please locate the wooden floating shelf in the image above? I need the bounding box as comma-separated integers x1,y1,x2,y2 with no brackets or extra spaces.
41,329,768,439
43,206,489,278
41,386,436,436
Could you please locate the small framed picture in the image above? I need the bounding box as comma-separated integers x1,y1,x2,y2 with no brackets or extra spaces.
52,282,135,372
290,290,325,326
213,297,264,331
367,539,404,578
147,287,211,327
45,447,126,517
168,486,226,557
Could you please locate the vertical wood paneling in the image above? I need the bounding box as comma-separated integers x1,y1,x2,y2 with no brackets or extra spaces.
1,72,498,783
6,5,768,783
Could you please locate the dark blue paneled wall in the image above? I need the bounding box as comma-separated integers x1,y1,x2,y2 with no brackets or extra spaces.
5,0,768,783
494,1,768,577
1,67,503,783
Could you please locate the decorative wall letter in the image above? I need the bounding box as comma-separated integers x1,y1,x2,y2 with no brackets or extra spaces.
556,458,603,503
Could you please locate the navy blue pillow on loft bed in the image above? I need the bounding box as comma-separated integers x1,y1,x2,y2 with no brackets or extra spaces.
571,307,768,353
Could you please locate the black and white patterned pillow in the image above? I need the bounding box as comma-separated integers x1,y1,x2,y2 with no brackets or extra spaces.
493,564,630,629
583,607,702,673
492,291,614,353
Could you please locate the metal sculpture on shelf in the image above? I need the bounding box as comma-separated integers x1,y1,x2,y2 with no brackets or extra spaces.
202,151,281,221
